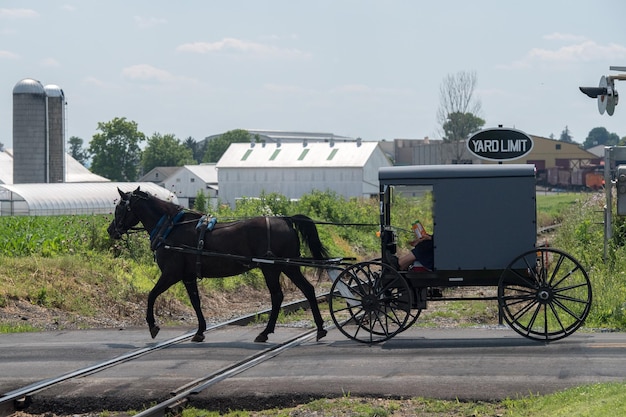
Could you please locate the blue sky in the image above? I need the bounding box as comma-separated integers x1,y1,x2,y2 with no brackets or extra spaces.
1,1,625,149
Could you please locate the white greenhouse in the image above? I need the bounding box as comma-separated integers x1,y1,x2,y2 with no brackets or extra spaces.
0,182,178,216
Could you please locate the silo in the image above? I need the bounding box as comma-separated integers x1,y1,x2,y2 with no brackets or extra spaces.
44,84,66,183
13,78,47,183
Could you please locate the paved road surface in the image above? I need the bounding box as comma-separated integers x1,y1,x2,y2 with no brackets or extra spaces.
1,325,625,413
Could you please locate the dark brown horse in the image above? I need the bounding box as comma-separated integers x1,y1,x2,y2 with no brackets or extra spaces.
107,187,329,343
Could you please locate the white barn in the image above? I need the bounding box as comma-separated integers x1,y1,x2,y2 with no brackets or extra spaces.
162,164,218,209
216,141,391,207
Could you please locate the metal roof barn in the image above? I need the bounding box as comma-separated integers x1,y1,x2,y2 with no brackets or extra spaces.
216,141,391,207
0,182,177,216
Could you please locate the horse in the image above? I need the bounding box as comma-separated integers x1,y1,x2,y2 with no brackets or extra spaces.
107,187,329,343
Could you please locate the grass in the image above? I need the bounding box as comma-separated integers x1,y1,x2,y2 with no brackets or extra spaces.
0,322,38,333
1,191,625,416
172,382,626,416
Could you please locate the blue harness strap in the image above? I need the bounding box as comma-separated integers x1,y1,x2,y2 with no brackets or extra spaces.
150,210,186,251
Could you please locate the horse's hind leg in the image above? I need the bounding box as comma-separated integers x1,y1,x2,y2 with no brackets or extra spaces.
183,279,206,342
284,267,327,341
255,268,284,343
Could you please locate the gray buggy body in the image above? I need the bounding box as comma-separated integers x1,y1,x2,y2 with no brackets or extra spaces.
379,164,537,286
327,163,591,344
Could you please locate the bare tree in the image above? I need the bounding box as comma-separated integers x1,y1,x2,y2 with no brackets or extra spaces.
436,71,484,163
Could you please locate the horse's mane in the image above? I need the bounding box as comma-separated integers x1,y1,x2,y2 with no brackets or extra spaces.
135,190,182,217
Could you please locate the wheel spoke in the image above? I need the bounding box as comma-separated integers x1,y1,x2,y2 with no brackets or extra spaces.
499,248,592,342
329,261,412,344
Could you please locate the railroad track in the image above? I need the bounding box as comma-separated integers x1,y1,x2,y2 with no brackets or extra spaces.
0,295,332,416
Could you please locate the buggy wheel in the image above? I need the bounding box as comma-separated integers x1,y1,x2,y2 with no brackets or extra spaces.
329,261,412,343
498,248,592,342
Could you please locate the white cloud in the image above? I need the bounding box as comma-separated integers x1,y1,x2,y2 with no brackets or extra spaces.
40,57,60,67
121,64,198,85
263,83,316,95
82,76,117,89
61,4,76,12
134,16,167,29
543,32,588,42
0,50,19,59
177,37,311,60
528,41,626,62
122,64,177,82
499,39,626,69
0,8,39,19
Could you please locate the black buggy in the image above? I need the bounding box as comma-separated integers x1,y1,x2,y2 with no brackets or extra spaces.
328,164,592,344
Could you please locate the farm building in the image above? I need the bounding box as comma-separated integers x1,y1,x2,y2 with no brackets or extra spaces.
216,140,392,208
138,166,180,188
0,182,177,216
392,134,602,190
0,149,108,185
161,164,218,209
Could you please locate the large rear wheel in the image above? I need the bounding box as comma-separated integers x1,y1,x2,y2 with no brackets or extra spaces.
498,248,592,342
329,261,412,343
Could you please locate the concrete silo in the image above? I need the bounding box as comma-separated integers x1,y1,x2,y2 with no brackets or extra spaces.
13,78,47,183
12,78,66,183
44,84,66,183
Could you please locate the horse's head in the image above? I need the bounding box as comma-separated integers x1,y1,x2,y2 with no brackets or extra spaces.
107,187,143,239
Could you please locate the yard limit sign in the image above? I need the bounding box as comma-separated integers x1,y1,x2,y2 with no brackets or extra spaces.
466,127,533,162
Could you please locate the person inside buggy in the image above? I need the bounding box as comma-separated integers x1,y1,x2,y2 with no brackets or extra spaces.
387,220,434,272
398,231,434,271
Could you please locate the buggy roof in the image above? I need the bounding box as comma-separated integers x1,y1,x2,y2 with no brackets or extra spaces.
379,164,535,183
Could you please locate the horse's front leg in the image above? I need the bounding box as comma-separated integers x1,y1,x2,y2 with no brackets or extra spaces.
255,269,283,343
146,273,177,339
183,279,206,342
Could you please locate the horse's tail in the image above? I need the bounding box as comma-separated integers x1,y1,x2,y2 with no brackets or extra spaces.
290,214,329,260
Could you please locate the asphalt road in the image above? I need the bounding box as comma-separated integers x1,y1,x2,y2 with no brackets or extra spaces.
2,325,626,413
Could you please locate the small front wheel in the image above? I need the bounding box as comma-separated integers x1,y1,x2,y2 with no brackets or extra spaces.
498,248,592,342
329,261,412,344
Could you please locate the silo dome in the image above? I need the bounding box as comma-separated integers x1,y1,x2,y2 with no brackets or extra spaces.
13,78,45,95
44,84,64,99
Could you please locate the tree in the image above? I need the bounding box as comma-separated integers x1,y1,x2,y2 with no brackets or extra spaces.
89,117,145,181
183,136,205,163
193,189,207,213
436,71,484,162
559,126,574,143
141,133,194,173
203,129,253,163
67,136,89,166
582,127,620,149
442,111,485,145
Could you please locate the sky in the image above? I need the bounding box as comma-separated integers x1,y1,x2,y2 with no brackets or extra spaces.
1,1,626,150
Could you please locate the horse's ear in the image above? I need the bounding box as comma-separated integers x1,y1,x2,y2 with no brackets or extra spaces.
135,186,140,193
118,188,126,199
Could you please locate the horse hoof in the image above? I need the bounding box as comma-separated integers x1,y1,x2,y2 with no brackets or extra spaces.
316,329,327,341
150,325,160,339
254,334,268,343
191,334,205,343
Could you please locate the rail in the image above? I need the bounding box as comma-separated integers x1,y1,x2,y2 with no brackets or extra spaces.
0,294,331,415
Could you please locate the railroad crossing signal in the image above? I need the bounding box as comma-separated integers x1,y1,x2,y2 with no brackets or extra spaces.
617,165,626,216
579,66,626,115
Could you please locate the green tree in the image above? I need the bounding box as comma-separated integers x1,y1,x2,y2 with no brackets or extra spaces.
67,136,89,166
194,189,207,213
141,133,194,173
89,117,145,181
203,129,253,163
442,111,485,144
583,127,620,149
183,136,206,163
437,71,484,162
559,126,574,143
